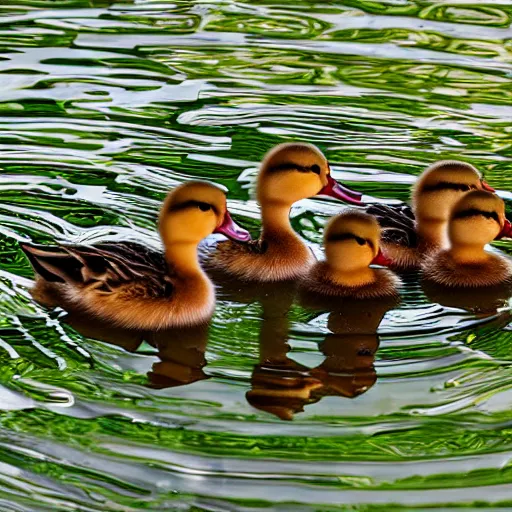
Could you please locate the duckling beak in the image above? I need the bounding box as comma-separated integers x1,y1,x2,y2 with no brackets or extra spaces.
318,175,363,205
497,218,512,239
371,249,393,267
215,211,252,242
481,180,495,192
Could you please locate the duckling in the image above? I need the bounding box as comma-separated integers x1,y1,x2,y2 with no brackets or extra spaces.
20,181,251,329
300,211,401,300
422,190,512,288
367,160,495,269
208,142,363,282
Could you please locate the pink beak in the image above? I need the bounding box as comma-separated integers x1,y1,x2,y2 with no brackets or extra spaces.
215,211,251,242
371,249,394,267
481,180,495,192
497,219,512,240
317,175,363,205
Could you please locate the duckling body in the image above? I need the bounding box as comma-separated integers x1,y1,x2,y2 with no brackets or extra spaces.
422,190,512,288
300,211,401,300
208,142,362,282
20,181,250,329
367,161,491,269
302,261,400,300
214,227,315,282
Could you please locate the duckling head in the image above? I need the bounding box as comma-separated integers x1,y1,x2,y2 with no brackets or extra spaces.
449,190,505,248
256,142,362,207
159,181,251,246
324,211,380,274
412,160,492,222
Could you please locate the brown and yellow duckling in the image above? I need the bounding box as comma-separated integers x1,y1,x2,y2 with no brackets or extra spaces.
20,181,251,330
208,142,363,282
422,190,512,288
300,211,401,300
367,160,498,269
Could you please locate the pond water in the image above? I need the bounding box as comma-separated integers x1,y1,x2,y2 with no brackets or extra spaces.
1,0,512,510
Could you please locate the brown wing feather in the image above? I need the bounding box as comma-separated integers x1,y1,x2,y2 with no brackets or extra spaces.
366,203,418,248
21,242,173,298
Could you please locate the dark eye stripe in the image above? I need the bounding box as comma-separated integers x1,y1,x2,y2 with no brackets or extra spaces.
453,208,500,223
267,161,322,174
422,181,476,193
327,232,374,250
168,200,218,215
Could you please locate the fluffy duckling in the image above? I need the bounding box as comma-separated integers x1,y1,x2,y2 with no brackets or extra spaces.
208,142,363,282
367,160,496,269
300,211,401,300
422,190,512,287
20,181,251,329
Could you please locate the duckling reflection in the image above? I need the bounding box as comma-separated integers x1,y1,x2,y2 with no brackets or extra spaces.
146,323,209,389
306,294,399,402
246,286,399,420
245,299,323,421
421,279,511,316
62,311,210,389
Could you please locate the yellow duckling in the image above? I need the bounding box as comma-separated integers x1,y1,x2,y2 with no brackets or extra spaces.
20,181,251,329
422,190,512,287
300,211,401,300
208,142,363,282
368,160,496,269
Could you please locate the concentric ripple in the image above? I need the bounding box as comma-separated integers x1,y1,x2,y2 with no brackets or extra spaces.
0,0,511,510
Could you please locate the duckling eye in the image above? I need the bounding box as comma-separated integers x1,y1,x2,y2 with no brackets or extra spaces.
311,164,321,175
198,203,211,212
355,236,366,245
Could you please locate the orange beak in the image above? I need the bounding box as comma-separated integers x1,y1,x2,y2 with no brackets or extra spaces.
317,175,363,205
497,219,512,240
371,249,394,267
481,180,495,192
215,211,251,242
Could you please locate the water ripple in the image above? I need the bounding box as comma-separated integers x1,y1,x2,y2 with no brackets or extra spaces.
0,0,511,509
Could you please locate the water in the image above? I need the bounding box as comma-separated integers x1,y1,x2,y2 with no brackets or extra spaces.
1,0,512,510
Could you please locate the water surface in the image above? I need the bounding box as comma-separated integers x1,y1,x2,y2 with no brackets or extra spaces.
1,1,512,510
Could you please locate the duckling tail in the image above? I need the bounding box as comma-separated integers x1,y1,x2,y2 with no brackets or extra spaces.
20,242,82,284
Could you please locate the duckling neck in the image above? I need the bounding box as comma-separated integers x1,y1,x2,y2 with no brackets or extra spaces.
449,244,488,264
327,265,376,287
416,217,447,247
165,243,204,278
261,202,300,242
